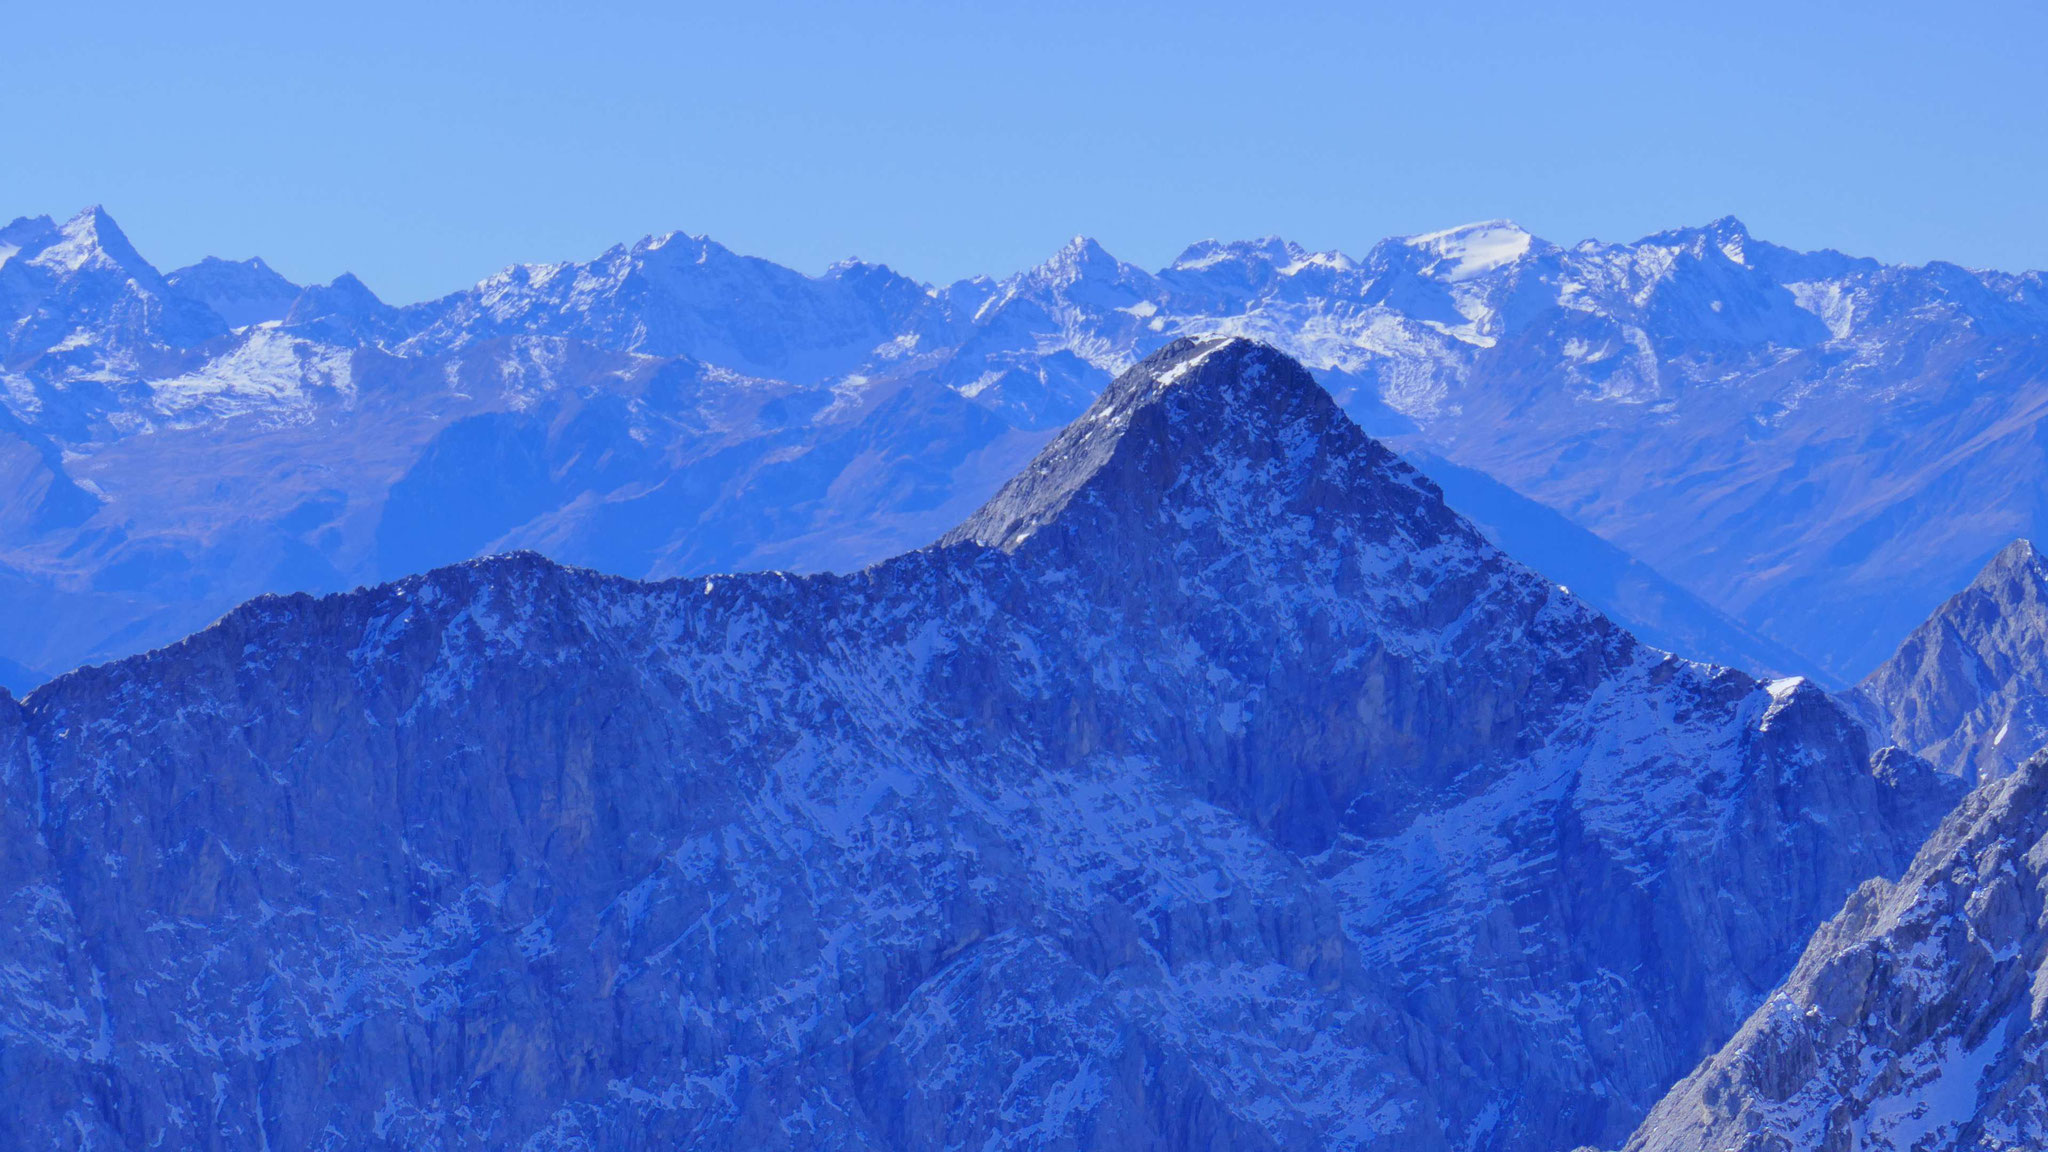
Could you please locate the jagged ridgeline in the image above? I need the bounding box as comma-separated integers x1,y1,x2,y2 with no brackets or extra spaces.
2,339,1958,1150
8,206,2048,692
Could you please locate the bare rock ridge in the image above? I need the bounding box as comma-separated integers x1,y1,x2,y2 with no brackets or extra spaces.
164,256,303,329
0,338,1957,1150
1623,747,2048,1151
942,334,1386,551
1857,539,2048,782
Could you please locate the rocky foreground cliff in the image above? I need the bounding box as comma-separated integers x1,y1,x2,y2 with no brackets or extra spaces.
0,338,1959,1150
1623,746,2048,1151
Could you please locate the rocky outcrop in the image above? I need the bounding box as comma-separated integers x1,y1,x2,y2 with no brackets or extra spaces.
1,339,1957,1150
1857,540,2048,783
1624,747,2048,1152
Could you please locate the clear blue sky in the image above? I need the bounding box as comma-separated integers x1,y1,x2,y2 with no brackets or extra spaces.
6,1,2042,303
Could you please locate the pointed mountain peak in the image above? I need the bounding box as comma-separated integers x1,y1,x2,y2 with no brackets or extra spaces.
941,336,1420,553
319,272,386,309
35,205,155,278
1981,537,2042,578
1860,537,2048,781
1638,215,1757,265
1029,235,1124,278
1703,214,1751,239
1931,538,2048,613
67,204,139,249
988,236,1153,303
1082,334,1315,419
1701,215,1754,265
282,272,400,343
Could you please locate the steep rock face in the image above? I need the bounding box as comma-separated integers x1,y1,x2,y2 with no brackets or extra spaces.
1624,748,2048,1152
2,339,1955,1150
165,256,304,329
1857,540,2048,782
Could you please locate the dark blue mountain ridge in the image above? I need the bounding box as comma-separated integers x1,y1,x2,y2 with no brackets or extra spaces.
1,338,1956,1150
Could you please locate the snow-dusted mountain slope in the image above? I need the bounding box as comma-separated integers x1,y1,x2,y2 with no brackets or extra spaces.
0,339,1956,1150
4,206,2046,687
1854,540,2048,783
1622,747,2048,1152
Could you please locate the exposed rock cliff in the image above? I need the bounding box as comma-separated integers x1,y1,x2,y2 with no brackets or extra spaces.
1625,747,2048,1152
0,339,1957,1150
1858,540,2048,782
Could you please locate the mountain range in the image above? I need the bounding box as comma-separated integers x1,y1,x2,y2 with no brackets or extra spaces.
0,338,1967,1150
4,206,2046,690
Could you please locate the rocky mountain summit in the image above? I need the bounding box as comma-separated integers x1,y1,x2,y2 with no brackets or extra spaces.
3,206,2045,687
1856,540,2048,783
1,339,1957,1150
1622,747,2048,1152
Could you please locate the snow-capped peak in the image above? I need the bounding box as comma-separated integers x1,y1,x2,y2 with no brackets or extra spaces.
1698,215,1754,265
33,205,154,278
1046,234,1113,267
1402,219,1535,281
